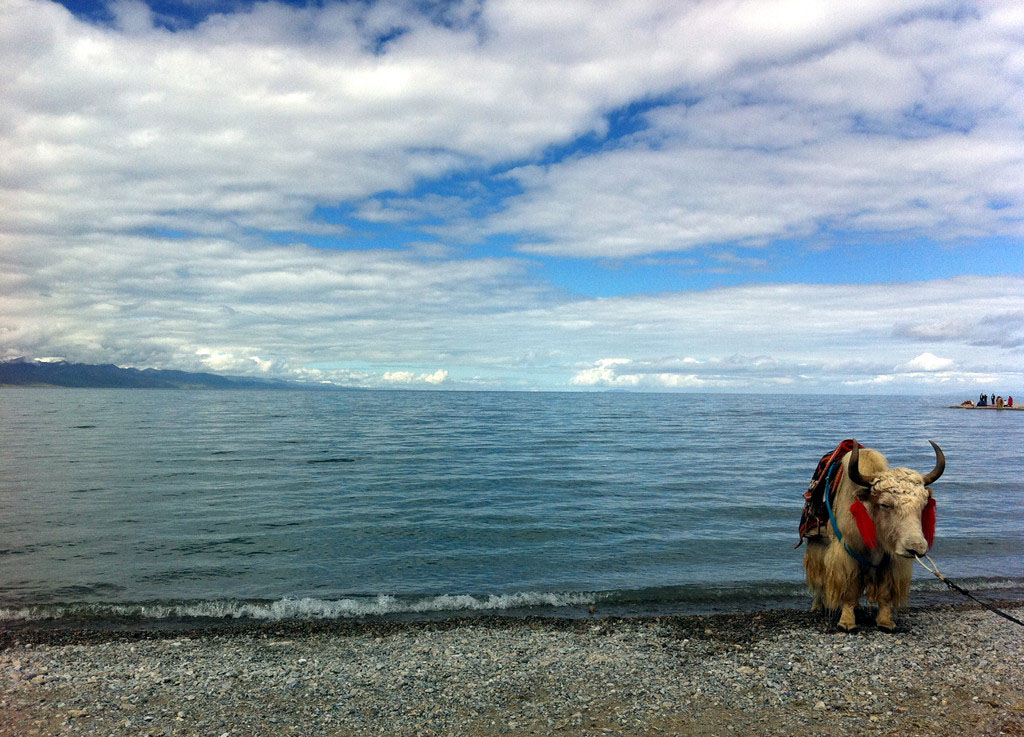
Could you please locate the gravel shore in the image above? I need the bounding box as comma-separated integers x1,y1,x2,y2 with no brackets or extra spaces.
2,604,1022,736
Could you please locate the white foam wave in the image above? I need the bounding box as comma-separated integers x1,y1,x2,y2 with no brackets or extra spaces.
0,591,603,623
3,578,1021,623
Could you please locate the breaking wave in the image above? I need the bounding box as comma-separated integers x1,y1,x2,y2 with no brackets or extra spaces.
3,577,1021,624
0,591,603,623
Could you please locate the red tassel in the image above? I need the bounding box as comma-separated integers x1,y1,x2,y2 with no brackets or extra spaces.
922,497,936,549
850,499,877,550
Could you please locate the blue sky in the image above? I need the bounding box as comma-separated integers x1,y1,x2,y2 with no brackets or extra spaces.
1,0,1023,392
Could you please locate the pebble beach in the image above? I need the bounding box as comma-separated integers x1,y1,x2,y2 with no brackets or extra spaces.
2,603,1022,737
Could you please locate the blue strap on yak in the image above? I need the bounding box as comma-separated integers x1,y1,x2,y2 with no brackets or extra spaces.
823,456,881,569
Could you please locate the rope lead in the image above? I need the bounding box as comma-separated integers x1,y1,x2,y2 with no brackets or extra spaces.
915,554,1024,628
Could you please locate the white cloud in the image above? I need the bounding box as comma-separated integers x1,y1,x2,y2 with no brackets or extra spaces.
421,369,449,384
845,370,1003,388
3,1,1021,259
1,219,1021,390
481,5,1024,257
475,4,1024,257
193,349,279,374
570,358,636,386
0,0,976,251
382,371,416,383
495,128,1022,257
382,369,449,385
195,349,242,373
898,352,955,372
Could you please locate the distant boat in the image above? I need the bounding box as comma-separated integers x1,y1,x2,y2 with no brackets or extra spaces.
949,403,1022,410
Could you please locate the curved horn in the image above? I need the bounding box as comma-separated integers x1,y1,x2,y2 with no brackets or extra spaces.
846,442,872,488
921,440,945,486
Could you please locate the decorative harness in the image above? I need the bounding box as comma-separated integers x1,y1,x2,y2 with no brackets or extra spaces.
822,462,882,568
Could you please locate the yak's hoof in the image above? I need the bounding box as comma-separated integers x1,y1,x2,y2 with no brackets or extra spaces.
876,606,896,631
837,620,857,632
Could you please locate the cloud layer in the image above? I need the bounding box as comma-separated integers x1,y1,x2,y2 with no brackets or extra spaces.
3,225,1021,390
1,0,1022,391
6,0,1023,251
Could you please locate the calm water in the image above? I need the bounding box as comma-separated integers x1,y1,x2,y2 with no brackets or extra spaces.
1,389,1021,622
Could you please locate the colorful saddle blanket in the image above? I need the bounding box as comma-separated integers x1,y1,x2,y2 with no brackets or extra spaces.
796,438,863,547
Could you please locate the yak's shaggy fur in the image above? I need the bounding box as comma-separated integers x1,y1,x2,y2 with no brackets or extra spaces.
804,446,937,631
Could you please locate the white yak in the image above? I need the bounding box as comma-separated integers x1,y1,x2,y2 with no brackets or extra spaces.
803,441,944,631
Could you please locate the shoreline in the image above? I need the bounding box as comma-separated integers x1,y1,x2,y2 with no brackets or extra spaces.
4,575,1021,632
1,598,1020,646
3,602,1022,736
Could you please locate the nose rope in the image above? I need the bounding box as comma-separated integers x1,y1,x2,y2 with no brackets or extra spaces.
915,554,1024,628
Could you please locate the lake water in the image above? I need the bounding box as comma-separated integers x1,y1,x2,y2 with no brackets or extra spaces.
1,388,1021,623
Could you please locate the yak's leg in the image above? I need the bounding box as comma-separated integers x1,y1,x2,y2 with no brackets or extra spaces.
803,539,828,612
823,542,861,631
875,602,895,631
868,557,913,631
838,603,857,631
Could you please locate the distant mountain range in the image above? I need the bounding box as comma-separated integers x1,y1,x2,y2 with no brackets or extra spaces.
0,358,324,390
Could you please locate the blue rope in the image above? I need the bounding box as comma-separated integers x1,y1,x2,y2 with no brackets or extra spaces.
823,458,881,568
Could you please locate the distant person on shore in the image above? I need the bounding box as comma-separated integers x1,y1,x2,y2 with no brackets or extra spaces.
1009,396,1014,407
978,393,988,406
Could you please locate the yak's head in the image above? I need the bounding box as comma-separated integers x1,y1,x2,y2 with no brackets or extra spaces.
847,441,944,558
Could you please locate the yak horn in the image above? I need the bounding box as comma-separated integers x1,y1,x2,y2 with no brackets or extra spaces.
921,440,945,485
846,442,871,488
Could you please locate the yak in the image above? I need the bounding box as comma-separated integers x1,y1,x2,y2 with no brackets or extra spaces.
803,440,944,631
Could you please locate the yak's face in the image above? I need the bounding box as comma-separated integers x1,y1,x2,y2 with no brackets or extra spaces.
846,441,944,559
862,469,932,558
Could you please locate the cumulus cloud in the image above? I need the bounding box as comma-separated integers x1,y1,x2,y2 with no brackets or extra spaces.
898,352,955,372
5,0,1006,254
838,350,1006,389
569,358,637,387
571,358,731,389
195,349,278,373
382,369,449,385
476,6,1024,257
